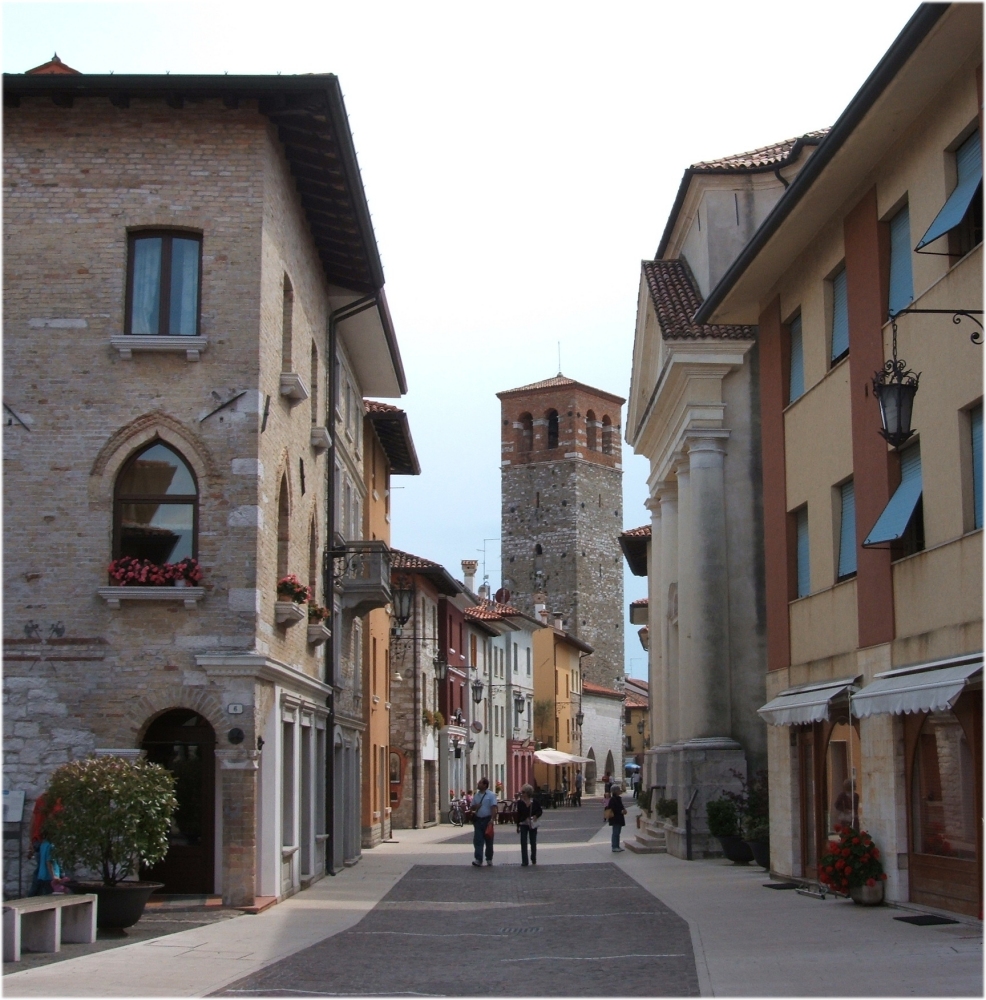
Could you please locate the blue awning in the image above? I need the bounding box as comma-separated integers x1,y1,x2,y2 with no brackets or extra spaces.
916,131,982,250
863,448,921,546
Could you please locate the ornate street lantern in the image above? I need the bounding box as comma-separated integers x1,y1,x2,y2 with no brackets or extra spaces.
433,657,449,682
471,677,485,704
467,737,476,751
513,693,526,714
637,719,645,735
873,319,920,449
391,573,414,627
575,709,585,728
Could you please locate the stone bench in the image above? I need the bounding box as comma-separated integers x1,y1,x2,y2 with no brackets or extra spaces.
3,894,97,962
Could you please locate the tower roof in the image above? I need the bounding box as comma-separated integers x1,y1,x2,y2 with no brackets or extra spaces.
497,373,625,405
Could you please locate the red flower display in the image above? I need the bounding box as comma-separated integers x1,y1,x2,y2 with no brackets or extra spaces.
108,556,202,586
819,824,886,895
276,575,309,603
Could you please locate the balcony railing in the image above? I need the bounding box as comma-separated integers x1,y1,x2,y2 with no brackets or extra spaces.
335,540,391,618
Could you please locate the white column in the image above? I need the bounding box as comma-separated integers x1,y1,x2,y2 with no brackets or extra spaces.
673,453,693,743
655,483,678,747
644,494,662,747
683,431,731,740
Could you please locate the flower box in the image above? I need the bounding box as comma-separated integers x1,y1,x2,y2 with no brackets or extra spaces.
98,586,205,610
307,623,331,645
275,601,306,626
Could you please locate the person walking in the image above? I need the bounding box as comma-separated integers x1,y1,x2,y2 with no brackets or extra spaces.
607,783,627,852
516,783,542,866
469,776,498,867
573,769,583,807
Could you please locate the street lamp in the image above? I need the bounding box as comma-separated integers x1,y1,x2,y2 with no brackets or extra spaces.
637,719,645,735
873,318,920,449
575,709,585,728
391,574,414,634
433,657,449,682
513,693,526,714
471,677,484,704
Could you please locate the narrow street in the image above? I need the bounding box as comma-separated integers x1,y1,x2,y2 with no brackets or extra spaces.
216,805,698,997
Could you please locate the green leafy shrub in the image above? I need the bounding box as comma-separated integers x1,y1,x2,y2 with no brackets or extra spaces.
656,797,678,820
45,756,177,885
637,787,653,812
706,797,739,838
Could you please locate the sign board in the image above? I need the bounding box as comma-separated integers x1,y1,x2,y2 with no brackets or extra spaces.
3,790,25,824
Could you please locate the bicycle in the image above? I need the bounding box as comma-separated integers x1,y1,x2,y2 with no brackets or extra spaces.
448,798,467,826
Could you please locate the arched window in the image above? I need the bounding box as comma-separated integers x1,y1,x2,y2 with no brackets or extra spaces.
277,475,290,579
601,415,614,455
517,412,533,453
114,441,197,563
546,409,559,450
586,410,597,451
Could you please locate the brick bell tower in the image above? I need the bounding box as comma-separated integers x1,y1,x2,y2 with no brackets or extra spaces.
497,374,625,689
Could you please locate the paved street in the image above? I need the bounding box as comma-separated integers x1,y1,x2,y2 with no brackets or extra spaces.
3,801,982,998
216,863,698,997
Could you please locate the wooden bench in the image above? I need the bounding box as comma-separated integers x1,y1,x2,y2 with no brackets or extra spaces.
3,894,97,962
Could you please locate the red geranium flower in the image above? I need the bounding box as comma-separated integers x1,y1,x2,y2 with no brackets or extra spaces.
866,878,876,887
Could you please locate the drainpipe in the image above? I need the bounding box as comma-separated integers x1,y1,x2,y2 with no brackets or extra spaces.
413,596,421,827
323,293,377,875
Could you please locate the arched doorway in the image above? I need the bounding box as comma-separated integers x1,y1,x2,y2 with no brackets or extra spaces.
604,749,615,782
584,748,596,794
141,709,216,893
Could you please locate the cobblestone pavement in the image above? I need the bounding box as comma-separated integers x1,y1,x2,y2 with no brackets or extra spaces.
215,862,699,997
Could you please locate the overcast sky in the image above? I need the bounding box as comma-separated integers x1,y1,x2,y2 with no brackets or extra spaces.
4,1,920,678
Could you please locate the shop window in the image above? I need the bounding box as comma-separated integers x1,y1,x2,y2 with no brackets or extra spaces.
911,711,977,860
126,231,201,336
114,441,197,564
825,717,861,835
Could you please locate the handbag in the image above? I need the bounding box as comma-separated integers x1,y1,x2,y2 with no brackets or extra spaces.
485,819,495,839
603,807,614,820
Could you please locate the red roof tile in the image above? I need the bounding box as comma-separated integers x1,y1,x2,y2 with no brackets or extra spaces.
582,680,624,699
691,130,829,172
497,372,625,405
642,259,755,340
390,549,442,571
364,399,400,413
621,525,651,539
625,692,648,709
630,597,649,608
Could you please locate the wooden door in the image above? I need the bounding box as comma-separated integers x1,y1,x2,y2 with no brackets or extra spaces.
141,710,216,894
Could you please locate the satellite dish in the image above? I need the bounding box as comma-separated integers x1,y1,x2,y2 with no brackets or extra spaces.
494,588,511,604
471,720,483,733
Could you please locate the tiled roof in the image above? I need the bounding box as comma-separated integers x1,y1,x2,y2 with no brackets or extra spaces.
630,597,649,608
497,373,625,405
364,399,399,413
390,549,441,571
691,130,829,173
625,692,648,709
621,525,651,539
26,53,81,76
465,599,525,621
582,680,624,700
365,400,420,476
626,677,649,692
642,259,755,340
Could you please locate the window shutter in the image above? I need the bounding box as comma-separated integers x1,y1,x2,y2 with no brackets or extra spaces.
838,480,857,579
888,207,914,317
796,506,810,598
864,446,922,546
973,405,983,531
957,129,982,185
831,269,849,362
789,315,805,403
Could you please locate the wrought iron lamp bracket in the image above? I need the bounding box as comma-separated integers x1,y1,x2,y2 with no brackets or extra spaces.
889,307,984,344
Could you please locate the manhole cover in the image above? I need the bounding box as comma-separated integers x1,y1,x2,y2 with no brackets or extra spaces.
499,926,541,935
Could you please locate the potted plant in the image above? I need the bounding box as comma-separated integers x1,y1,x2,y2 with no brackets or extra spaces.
45,756,177,928
742,770,770,869
169,557,203,587
307,602,331,645
655,796,678,823
276,574,309,603
706,797,753,864
819,825,887,904
433,710,446,730
107,556,202,587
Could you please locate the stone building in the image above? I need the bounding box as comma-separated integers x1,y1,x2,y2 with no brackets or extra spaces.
361,402,419,848
695,5,982,914
2,65,405,903
497,375,626,690
579,682,625,794
624,121,828,857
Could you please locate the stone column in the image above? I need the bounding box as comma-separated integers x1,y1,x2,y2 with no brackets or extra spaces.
683,431,731,740
217,749,260,907
673,453,692,745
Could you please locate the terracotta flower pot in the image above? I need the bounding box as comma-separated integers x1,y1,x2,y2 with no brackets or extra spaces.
850,882,884,906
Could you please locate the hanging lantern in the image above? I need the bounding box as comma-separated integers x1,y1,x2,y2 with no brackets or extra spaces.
391,574,414,627
575,709,585,729
513,692,526,715
873,320,920,449
471,677,484,704
433,657,449,682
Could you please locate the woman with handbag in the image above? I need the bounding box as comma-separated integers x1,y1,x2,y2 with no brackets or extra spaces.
469,776,498,867
515,783,542,866
605,783,627,852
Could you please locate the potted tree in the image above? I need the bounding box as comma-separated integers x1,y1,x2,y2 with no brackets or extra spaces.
46,756,177,928
706,797,753,864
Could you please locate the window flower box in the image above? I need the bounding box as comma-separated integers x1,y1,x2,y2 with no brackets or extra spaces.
98,586,205,610
275,601,306,626
307,623,331,645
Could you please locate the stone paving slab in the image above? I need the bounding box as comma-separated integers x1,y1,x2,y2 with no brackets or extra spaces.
214,863,699,997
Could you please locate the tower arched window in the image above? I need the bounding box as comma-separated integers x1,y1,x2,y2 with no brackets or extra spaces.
601,415,614,455
546,409,559,450
114,441,197,564
277,475,290,579
586,410,597,451
518,412,533,453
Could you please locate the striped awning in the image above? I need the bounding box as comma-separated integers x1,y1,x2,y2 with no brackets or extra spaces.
758,678,858,727
851,656,982,718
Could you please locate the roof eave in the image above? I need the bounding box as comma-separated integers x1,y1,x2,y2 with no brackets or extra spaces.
693,3,950,325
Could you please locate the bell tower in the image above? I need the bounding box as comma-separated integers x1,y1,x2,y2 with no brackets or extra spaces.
497,374,625,689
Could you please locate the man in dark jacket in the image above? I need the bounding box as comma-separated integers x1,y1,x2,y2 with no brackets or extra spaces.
607,784,627,851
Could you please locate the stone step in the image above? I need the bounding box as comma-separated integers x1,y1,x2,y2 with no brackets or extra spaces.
625,838,667,854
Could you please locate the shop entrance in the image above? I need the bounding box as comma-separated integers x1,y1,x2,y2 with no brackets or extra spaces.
141,709,216,894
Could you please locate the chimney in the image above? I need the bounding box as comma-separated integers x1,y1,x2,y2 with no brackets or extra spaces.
553,613,563,630
478,583,490,601
461,559,478,593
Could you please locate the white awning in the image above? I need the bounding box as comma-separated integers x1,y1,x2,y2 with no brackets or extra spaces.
851,657,982,718
534,748,592,765
758,678,858,727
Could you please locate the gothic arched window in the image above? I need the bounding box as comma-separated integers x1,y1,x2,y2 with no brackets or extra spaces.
546,409,559,450
114,441,197,563
518,412,533,453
